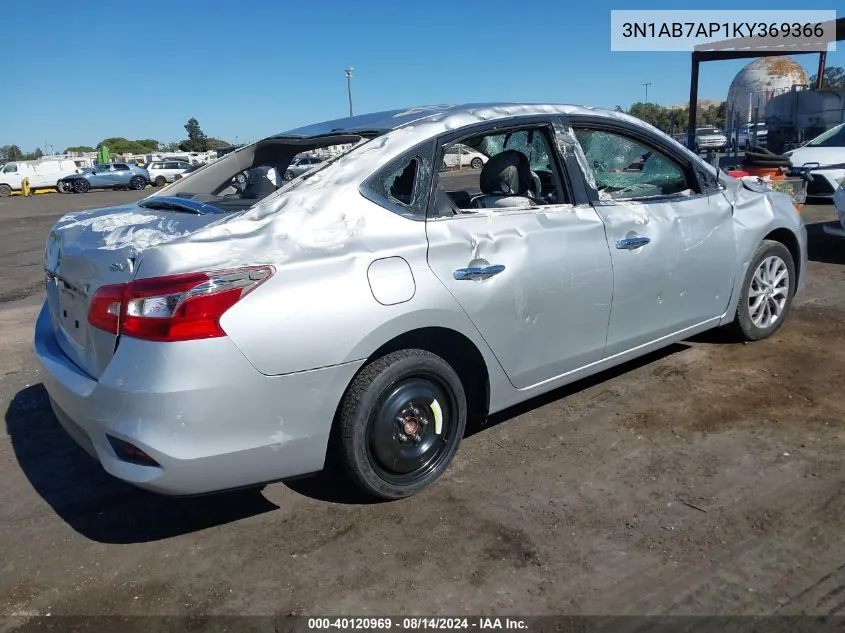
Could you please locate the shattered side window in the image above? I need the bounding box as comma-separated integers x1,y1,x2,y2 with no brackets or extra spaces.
359,140,434,220
573,129,691,200
384,159,418,206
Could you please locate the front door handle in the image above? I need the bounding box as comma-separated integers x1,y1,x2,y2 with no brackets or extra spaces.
453,264,505,280
616,236,651,250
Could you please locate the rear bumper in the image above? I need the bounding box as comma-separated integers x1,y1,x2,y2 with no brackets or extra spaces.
33,301,364,495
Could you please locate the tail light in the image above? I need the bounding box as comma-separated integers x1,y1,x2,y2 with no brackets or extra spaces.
87,266,273,342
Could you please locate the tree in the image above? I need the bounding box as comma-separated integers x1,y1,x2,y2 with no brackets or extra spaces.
33,147,43,159
614,105,625,112
809,66,845,89
205,137,232,150
96,137,160,154
181,117,208,152
64,145,96,153
6,145,22,160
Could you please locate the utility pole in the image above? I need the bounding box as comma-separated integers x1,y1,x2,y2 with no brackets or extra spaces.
642,82,652,103
345,67,354,117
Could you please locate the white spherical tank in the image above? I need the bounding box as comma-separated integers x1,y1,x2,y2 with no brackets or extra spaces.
726,57,809,128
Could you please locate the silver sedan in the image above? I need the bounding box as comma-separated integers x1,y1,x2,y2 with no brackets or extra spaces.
34,103,807,500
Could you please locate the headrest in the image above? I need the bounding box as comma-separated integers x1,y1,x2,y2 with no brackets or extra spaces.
479,150,533,196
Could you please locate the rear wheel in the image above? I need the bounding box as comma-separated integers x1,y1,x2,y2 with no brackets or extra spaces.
73,179,90,194
129,176,146,190
154,176,167,187
0,184,11,197
337,349,467,500
728,240,795,341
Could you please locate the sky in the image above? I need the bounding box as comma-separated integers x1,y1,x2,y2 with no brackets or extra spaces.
2,0,841,152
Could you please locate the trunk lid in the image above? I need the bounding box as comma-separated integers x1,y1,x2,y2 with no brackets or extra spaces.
44,202,228,379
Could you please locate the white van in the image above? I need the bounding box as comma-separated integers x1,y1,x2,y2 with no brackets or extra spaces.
0,159,80,196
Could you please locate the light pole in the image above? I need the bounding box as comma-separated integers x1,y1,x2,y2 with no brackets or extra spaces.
642,82,652,103
345,67,354,117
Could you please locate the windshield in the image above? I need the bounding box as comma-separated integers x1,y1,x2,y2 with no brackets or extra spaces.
141,134,369,213
806,122,845,148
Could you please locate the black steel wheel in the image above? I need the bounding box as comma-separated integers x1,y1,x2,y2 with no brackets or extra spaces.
129,176,146,190
154,176,167,187
73,179,90,193
337,349,467,500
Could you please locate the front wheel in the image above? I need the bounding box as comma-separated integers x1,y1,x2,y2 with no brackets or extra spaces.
154,176,167,187
129,176,146,190
0,184,11,197
471,157,483,170
727,239,796,341
73,179,90,194
336,349,467,500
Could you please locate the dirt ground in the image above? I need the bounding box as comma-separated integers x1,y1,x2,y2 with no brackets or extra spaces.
1,189,844,628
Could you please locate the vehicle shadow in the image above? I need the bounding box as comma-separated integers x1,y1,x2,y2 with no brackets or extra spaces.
4,385,279,544
286,343,690,504
805,220,845,265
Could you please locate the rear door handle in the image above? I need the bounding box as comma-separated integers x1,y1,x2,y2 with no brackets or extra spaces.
453,264,505,280
616,236,651,250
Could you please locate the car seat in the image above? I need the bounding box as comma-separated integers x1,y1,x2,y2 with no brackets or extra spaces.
470,150,539,208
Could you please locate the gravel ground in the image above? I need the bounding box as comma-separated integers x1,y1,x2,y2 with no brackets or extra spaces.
1,189,844,629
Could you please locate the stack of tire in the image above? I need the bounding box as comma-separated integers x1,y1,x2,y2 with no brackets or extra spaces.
742,146,792,170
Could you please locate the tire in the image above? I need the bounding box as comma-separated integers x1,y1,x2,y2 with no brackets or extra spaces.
0,184,11,197
129,176,146,190
471,157,483,170
56,180,68,194
337,349,467,500
727,239,796,342
154,176,167,187
73,179,90,194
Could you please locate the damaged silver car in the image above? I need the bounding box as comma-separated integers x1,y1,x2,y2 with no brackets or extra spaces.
34,103,808,500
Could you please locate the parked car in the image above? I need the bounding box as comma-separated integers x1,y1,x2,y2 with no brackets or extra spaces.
826,180,845,237
35,103,807,500
283,155,324,180
784,122,845,198
174,163,202,181
146,160,192,187
442,143,487,169
0,159,80,196
57,162,150,194
693,127,728,153
736,122,768,150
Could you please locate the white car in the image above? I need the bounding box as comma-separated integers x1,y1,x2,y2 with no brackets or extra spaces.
784,122,845,198
826,181,845,237
146,160,193,187
442,144,487,169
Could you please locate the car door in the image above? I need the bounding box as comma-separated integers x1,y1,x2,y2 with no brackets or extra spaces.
88,164,113,187
567,118,737,357
424,120,614,389
111,163,131,186
2,163,23,189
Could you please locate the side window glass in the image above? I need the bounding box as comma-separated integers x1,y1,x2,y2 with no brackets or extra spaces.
385,159,418,206
433,125,568,215
359,141,434,220
4,164,17,174
573,129,691,200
